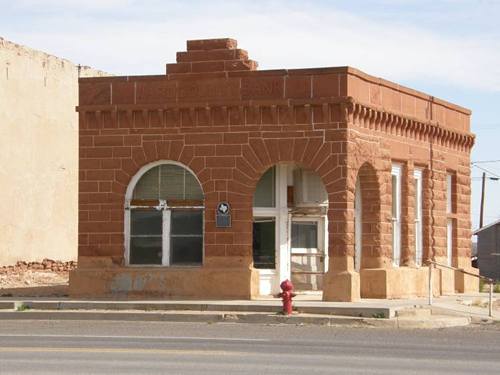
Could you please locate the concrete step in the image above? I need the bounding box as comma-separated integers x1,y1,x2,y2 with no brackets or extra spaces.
395,307,432,318
396,315,470,329
456,297,497,307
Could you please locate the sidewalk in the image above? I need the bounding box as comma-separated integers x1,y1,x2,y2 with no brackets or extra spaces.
0,292,497,329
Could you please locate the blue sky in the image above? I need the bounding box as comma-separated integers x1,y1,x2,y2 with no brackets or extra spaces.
1,0,499,229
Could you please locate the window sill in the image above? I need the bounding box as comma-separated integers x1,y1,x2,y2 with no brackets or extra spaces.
255,269,277,274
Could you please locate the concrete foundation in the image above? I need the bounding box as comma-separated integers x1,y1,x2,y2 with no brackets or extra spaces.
70,258,259,299
361,267,431,299
323,271,360,302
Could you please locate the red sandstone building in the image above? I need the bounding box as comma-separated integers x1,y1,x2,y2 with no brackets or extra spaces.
71,38,477,301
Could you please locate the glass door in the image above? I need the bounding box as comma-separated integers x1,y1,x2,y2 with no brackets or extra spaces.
290,219,325,291
253,217,276,269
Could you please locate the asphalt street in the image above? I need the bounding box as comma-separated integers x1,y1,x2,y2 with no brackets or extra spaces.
0,320,499,374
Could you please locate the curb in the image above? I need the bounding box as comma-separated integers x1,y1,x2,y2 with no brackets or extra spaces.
0,310,472,329
0,310,398,327
396,315,471,329
0,300,394,319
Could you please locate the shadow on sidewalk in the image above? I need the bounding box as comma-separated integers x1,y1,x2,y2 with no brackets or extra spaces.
0,284,68,298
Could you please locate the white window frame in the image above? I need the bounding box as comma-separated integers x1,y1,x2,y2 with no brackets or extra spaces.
290,217,325,256
447,218,453,267
391,164,402,267
414,169,423,266
446,173,453,214
124,160,204,267
446,172,454,266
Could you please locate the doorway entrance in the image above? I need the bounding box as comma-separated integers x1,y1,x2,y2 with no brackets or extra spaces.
252,164,328,295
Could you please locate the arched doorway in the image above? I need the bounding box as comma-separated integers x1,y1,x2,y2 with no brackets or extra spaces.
354,177,362,272
252,164,328,295
355,162,382,271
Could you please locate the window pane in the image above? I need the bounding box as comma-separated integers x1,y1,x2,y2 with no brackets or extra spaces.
304,172,328,204
447,174,453,214
130,236,162,265
184,172,204,200
170,236,203,265
171,210,203,235
392,220,400,266
414,178,419,218
447,219,453,266
133,166,159,199
253,218,276,269
253,167,275,207
131,210,162,235
291,222,318,248
414,173,423,266
392,174,397,218
160,164,185,200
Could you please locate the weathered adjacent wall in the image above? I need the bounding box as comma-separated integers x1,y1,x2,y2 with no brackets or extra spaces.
477,224,500,280
0,37,106,265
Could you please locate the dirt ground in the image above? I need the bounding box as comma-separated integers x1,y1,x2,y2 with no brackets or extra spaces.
0,269,69,289
0,260,75,296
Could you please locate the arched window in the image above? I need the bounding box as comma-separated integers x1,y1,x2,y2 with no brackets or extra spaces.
125,162,204,266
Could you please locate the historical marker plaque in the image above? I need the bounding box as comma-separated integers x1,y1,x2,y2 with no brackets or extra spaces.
216,201,231,228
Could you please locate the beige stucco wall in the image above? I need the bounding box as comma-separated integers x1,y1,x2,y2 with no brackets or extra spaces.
0,37,107,265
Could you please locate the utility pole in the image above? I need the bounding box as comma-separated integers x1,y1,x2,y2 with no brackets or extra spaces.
480,172,486,229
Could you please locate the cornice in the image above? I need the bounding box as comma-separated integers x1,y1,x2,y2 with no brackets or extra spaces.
348,100,474,152
78,96,474,152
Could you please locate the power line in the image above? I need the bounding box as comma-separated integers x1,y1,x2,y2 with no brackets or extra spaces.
471,160,500,164
471,164,500,179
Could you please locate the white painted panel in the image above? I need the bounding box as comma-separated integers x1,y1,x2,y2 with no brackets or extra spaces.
391,164,402,267
414,169,423,266
447,219,453,266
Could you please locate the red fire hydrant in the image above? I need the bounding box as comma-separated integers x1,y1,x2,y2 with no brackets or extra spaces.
277,279,296,315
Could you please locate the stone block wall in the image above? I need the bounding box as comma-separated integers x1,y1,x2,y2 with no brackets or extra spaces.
72,38,475,300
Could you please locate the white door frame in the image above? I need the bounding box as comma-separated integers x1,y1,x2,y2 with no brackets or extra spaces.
391,164,402,267
253,164,289,295
254,164,329,295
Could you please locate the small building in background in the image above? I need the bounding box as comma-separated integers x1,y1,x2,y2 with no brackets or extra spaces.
474,219,500,281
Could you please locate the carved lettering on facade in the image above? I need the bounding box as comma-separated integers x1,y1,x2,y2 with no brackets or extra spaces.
241,77,284,100
80,83,110,105
136,81,176,104
178,79,239,101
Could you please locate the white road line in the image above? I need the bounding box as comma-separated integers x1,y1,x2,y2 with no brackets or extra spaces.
0,334,270,342
0,347,238,355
